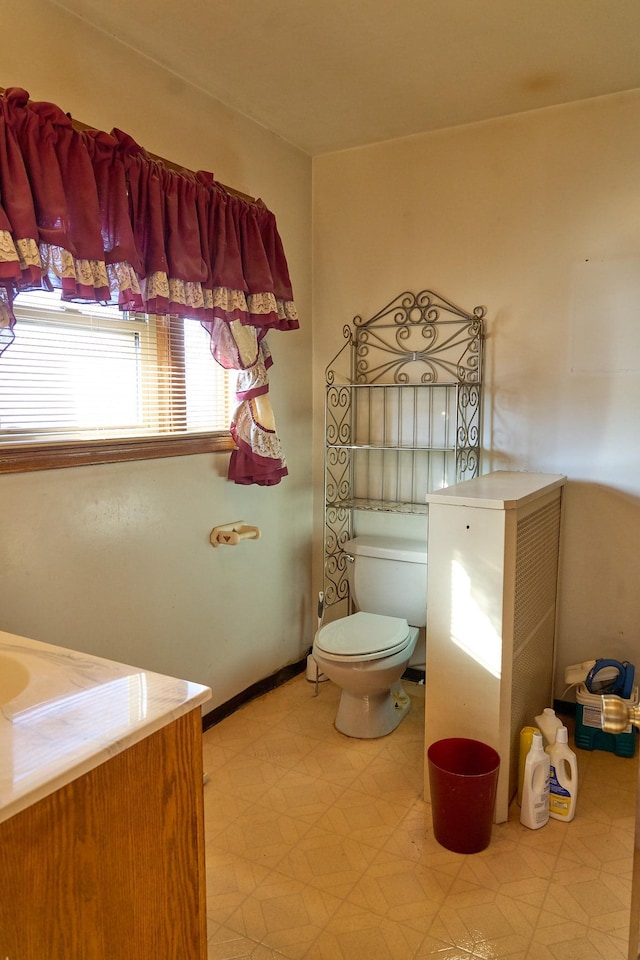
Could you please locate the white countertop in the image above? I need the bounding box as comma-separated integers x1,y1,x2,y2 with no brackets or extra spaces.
425,470,566,509
0,631,211,824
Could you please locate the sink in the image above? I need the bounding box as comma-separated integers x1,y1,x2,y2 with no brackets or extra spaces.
0,652,30,704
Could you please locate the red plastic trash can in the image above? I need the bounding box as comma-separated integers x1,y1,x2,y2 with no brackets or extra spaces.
427,738,500,854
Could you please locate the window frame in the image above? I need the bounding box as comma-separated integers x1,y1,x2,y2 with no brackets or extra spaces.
0,431,235,474
0,301,236,475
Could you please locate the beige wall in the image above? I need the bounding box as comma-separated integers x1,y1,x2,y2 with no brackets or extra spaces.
313,90,640,698
4,4,640,710
0,2,313,710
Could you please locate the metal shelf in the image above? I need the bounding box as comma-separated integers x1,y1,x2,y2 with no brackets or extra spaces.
327,444,455,452
323,289,484,609
328,498,430,515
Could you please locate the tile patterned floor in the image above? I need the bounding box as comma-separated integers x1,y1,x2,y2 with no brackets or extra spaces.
202,675,637,959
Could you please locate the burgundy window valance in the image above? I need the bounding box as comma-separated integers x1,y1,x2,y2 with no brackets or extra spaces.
0,86,299,485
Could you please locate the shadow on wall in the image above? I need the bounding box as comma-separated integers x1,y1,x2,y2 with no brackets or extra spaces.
483,305,558,469
555,481,640,695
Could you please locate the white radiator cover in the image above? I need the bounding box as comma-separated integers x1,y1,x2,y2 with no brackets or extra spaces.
424,471,566,823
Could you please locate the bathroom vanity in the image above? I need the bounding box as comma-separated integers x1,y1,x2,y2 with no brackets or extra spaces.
0,632,211,959
424,471,566,822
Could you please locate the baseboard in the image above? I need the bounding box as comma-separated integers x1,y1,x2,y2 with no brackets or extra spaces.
403,667,426,684
202,665,567,732
201,658,426,731
202,657,307,731
554,698,576,719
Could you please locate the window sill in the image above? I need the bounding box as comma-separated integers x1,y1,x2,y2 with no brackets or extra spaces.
0,433,235,473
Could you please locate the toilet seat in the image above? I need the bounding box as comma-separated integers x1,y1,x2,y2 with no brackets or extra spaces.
315,611,411,662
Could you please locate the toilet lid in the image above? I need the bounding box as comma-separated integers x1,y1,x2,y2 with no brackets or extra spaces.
315,612,411,662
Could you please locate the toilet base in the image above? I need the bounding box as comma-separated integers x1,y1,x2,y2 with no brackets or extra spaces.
335,681,412,739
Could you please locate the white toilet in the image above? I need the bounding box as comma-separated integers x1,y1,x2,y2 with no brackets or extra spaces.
312,535,427,738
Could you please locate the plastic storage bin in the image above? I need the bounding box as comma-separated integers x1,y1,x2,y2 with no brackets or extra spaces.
575,683,637,757
427,738,500,853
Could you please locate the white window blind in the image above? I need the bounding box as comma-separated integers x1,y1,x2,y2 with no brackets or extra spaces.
0,290,237,445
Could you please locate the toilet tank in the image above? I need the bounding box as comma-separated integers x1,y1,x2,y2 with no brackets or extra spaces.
344,535,428,627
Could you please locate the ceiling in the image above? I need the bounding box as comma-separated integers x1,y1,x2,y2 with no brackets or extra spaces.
51,0,640,156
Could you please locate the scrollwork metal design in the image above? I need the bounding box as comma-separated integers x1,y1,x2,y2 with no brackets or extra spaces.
325,447,351,504
323,505,351,606
354,314,482,385
326,386,353,447
456,384,481,482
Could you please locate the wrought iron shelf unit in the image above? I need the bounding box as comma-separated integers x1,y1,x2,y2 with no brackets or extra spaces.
323,289,485,608
327,498,430,515
328,446,455,451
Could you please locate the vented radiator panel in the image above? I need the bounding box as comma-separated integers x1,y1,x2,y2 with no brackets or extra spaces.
509,498,562,799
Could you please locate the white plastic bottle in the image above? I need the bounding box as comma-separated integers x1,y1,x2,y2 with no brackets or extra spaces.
546,725,578,822
534,707,563,747
520,731,550,830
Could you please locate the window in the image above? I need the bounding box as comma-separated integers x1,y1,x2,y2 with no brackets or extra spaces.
0,290,237,472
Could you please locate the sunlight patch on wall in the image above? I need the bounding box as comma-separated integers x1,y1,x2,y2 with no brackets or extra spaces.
451,559,502,679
